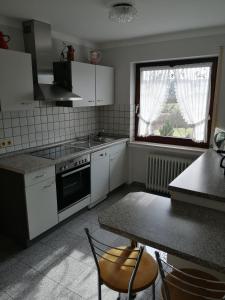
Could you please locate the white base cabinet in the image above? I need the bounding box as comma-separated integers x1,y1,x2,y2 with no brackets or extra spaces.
25,176,58,240
90,149,109,206
90,142,127,207
109,143,127,192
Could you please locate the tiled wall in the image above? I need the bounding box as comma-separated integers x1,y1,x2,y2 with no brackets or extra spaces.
98,104,131,136
0,101,100,155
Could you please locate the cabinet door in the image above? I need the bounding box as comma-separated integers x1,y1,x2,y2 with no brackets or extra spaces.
0,49,34,111
71,61,95,107
91,150,109,204
96,65,114,106
25,178,58,240
109,143,127,192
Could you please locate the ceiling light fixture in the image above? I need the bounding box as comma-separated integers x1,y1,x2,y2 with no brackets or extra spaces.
108,1,137,24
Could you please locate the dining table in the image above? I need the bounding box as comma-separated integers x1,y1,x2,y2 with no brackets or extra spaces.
98,192,225,274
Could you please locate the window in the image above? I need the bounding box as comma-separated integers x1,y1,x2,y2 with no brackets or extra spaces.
135,57,218,147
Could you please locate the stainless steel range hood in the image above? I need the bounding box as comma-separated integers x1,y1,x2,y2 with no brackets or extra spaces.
23,20,82,106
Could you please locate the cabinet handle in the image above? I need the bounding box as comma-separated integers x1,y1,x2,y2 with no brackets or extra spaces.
100,154,104,157
42,182,54,189
88,100,94,103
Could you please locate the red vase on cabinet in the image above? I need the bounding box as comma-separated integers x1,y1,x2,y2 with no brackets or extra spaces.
0,32,10,49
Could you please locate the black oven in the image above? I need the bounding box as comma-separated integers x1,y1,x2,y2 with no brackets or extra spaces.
56,154,90,212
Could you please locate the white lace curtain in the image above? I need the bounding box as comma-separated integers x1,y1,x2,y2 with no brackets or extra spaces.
174,63,212,143
137,67,171,137
137,63,212,143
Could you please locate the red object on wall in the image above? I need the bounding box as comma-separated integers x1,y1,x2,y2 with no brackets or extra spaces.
0,32,10,49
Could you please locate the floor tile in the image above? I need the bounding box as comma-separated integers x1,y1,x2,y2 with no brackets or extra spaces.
72,265,109,299
68,239,95,267
12,275,81,300
0,291,12,300
40,228,83,257
19,241,67,273
43,255,87,293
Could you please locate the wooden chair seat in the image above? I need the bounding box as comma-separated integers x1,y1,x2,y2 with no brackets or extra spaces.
99,246,158,293
162,268,225,300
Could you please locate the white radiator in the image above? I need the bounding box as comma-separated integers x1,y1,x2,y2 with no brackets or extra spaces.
146,154,192,194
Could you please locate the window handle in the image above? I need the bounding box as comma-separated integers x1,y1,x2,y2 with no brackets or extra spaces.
136,104,139,114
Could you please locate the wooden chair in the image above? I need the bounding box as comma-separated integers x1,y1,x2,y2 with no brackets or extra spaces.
155,251,225,300
85,228,158,300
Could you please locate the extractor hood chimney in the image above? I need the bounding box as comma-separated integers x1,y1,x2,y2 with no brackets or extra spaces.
23,20,82,105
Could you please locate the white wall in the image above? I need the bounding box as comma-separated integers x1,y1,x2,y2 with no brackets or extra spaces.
0,16,96,63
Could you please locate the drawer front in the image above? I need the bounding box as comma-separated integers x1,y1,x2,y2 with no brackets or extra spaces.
25,166,55,187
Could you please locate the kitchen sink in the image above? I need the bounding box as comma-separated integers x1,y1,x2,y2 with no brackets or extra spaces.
70,140,103,148
69,136,117,149
93,137,116,143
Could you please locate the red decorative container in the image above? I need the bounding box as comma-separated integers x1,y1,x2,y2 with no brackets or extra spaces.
0,32,10,49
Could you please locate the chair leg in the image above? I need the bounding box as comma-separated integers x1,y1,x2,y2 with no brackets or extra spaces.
152,282,155,300
98,277,102,300
128,293,136,300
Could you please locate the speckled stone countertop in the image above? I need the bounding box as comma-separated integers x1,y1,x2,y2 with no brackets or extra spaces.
169,149,225,202
0,137,128,174
99,192,225,273
0,154,54,174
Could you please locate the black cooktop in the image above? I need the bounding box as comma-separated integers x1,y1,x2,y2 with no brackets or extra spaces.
31,144,84,160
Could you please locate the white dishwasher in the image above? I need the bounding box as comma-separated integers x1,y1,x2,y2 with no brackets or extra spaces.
90,148,109,207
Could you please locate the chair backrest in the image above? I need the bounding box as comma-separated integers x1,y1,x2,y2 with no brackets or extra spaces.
85,228,144,296
155,251,225,300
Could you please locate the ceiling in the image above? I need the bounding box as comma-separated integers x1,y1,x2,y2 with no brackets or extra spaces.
0,0,225,44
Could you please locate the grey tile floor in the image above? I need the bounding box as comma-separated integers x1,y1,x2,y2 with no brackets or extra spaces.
0,184,165,300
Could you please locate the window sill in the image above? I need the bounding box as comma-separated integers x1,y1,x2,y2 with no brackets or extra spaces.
129,141,207,155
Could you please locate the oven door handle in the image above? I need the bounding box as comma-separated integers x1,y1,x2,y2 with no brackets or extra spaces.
61,164,90,178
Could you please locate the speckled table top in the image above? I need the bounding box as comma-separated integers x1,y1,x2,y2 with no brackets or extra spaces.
99,192,225,274
169,149,225,202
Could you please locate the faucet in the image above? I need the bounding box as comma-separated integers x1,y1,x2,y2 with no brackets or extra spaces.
98,129,105,138
88,133,95,147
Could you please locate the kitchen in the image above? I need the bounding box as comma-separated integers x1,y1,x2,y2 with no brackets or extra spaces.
1,1,225,299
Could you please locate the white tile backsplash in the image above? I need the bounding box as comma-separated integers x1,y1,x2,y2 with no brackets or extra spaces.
98,104,131,136
0,101,100,154
0,101,132,156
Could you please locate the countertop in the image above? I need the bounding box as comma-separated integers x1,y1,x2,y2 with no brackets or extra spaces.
169,149,225,202
99,192,225,273
0,137,128,174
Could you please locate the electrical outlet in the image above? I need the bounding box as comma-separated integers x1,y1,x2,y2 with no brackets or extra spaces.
0,139,13,148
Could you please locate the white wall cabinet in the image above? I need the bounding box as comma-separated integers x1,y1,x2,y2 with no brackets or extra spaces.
109,143,127,192
71,61,96,107
70,61,114,107
96,65,114,106
25,167,58,240
90,149,109,206
0,48,34,111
